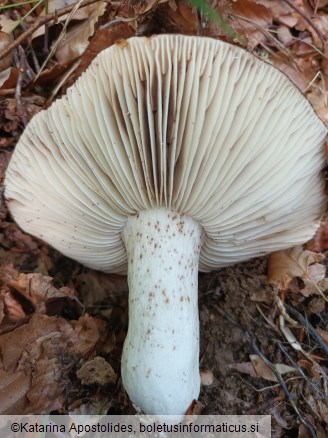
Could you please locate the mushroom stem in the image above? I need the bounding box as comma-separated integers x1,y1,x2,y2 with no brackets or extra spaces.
121,208,204,416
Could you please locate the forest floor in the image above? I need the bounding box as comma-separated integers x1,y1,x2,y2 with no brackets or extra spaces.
0,1,328,437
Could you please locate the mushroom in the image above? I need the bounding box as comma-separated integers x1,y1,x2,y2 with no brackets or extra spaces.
5,35,327,416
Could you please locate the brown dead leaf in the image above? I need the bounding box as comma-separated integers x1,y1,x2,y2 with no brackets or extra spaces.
0,31,13,73
0,314,107,414
2,292,26,325
0,15,16,33
9,272,82,315
300,266,327,297
55,2,107,63
33,0,106,39
307,14,328,47
298,358,323,381
163,1,198,35
0,94,44,133
47,0,92,17
0,266,83,330
228,355,295,382
74,270,128,309
250,355,277,381
268,246,325,290
227,361,257,378
185,399,204,416
0,367,30,414
0,68,18,89
2,224,39,253
255,0,292,22
298,423,328,438
230,0,272,48
305,394,328,425
310,0,328,7
276,25,294,46
250,355,295,382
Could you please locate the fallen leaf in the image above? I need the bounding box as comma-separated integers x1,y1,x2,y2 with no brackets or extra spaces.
0,15,16,33
300,266,327,297
55,2,107,63
0,31,13,73
250,355,295,382
267,246,325,290
0,314,107,414
74,270,128,309
164,1,199,34
33,0,105,39
308,0,328,8
298,359,323,381
305,395,328,425
0,266,84,329
276,25,294,46
9,272,83,316
0,68,18,89
0,367,30,414
230,0,273,48
228,361,257,378
229,355,295,382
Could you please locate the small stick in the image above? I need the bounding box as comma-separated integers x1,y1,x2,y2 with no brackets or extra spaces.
282,0,326,46
15,68,28,127
0,0,109,61
284,304,328,356
252,339,317,438
273,294,301,328
277,340,328,401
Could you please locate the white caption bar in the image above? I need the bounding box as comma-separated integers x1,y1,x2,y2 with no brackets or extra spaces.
0,414,271,437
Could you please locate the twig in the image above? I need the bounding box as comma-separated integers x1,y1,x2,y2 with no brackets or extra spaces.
45,59,80,106
30,44,40,73
15,70,27,127
273,295,301,328
281,0,326,46
229,13,294,59
0,0,109,61
255,303,280,333
277,340,328,402
0,89,16,96
10,0,44,33
34,0,85,80
99,16,140,30
284,304,328,357
15,47,29,127
18,45,35,81
252,339,317,438
43,23,50,55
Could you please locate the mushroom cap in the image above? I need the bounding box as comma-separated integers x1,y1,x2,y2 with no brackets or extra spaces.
5,34,327,273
